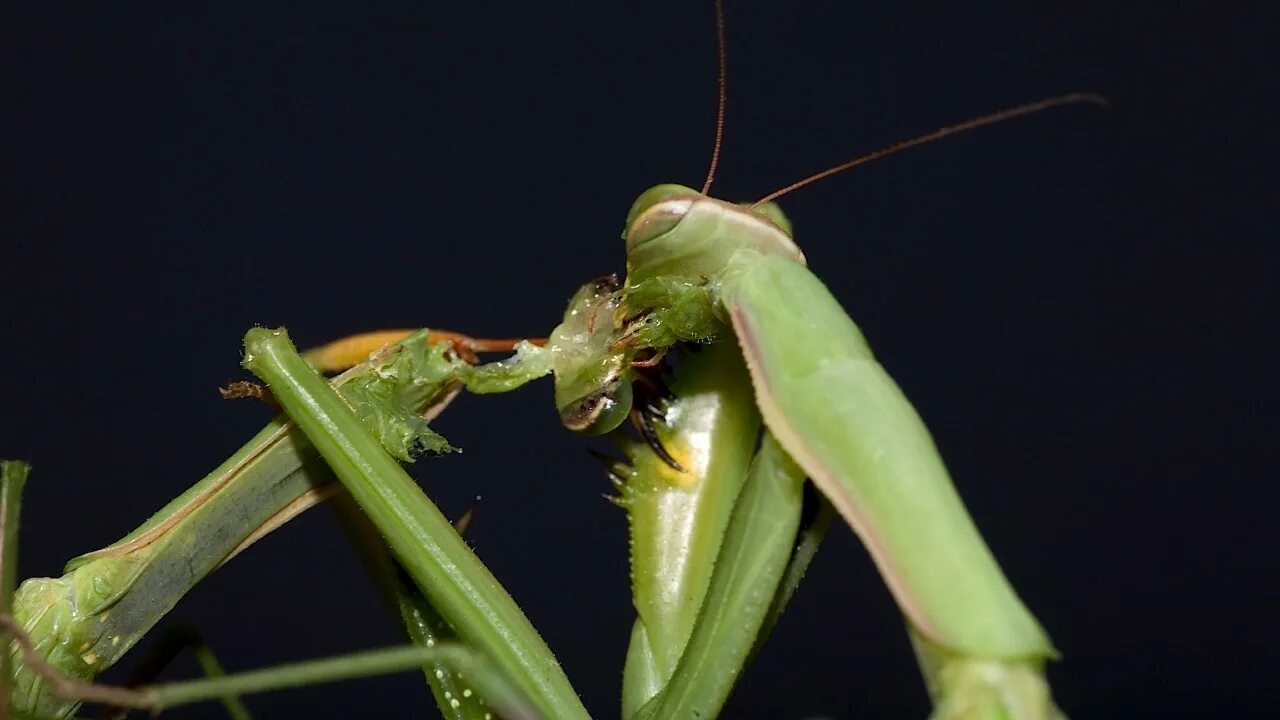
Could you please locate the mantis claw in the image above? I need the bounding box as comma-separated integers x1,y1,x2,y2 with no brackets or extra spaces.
630,407,685,473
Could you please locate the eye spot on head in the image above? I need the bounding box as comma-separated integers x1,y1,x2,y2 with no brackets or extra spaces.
626,198,695,252
562,377,624,433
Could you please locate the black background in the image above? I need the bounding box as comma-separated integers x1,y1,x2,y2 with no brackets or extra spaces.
1,2,1273,718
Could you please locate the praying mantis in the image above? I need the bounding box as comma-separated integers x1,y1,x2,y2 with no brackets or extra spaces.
0,2,1105,718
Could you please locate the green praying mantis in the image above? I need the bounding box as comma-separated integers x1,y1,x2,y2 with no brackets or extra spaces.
0,3,1104,718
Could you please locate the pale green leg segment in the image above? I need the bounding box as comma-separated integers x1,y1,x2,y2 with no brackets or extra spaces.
3,640,534,717
634,432,806,720
619,342,761,717
620,340,829,719
723,251,1061,718
616,333,829,717
753,495,833,658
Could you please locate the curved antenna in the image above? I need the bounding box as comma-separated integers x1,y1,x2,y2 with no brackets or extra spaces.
699,0,728,195
751,93,1107,208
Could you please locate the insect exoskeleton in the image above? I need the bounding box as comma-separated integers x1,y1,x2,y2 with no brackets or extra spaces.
551,186,803,441
550,274,633,434
623,184,803,285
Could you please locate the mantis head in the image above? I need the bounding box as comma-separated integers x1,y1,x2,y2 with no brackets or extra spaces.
550,275,634,434
549,187,801,437
622,184,804,287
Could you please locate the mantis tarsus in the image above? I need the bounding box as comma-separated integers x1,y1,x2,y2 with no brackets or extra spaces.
1,2,1104,718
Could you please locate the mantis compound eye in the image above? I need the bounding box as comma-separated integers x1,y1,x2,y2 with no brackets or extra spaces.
626,199,692,252
558,374,634,435
623,184,700,254
622,184,805,288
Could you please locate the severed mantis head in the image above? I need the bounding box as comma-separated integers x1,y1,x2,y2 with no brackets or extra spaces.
550,186,800,437
550,274,633,434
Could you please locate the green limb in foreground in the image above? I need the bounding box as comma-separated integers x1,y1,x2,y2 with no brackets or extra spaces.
242,326,587,720
330,493,491,720
634,432,806,720
617,342,762,717
615,338,830,720
0,613,532,719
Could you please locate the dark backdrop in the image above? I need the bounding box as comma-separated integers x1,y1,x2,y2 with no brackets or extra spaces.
1,3,1272,718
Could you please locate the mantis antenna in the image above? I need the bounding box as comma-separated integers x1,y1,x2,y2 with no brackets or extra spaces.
699,0,728,195
751,92,1108,208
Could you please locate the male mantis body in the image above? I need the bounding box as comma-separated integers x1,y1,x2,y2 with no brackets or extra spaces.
622,188,1064,717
